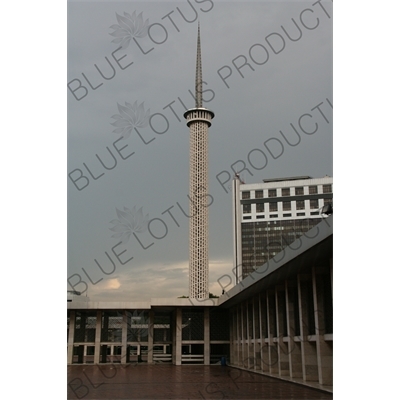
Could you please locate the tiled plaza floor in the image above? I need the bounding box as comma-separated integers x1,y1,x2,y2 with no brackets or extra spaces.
68,364,333,399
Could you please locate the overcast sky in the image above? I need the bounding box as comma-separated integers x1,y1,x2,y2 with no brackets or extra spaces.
67,0,333,301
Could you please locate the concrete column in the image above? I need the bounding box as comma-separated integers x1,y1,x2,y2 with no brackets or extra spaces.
94,310,102,364
312,266,333,385
233,306,239,366
234,308,239,365
67,311,75,364
266,291,278,374
258,294,263,342
77,312,86,363
245,300,252,369
204,308,210,365
285,280,302,379
171,310,176,364
175,308,182,365
240,302,245,367
276,286,289,376
229,309,234,365
298,274,318,382
253,295,261,370
229,310,233,364
102,314,109,363
259,292,268,373
121,311,128,364
148,310,154,364
330,258,333,298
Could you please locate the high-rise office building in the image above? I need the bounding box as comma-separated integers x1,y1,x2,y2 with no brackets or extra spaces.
233,175,333,280
184,25,215,299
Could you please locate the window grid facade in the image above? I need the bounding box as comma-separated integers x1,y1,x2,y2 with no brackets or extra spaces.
235,176,333,280
296,200,305,210
240,218,322,277
239,179,333,222
269,202,278,212
295,187,304,195
310,199,319,209
309,185,318,194
323,184,332,193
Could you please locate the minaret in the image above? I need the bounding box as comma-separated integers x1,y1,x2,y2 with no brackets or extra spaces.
184,24,215,299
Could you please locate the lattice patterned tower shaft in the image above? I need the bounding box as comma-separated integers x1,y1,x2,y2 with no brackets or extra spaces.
183,25,214,299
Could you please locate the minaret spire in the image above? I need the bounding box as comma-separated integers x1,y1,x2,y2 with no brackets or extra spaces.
195,22,202,108
183,25,214,300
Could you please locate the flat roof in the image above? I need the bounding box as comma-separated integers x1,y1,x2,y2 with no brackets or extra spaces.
262,176,312,182
67,297,222,310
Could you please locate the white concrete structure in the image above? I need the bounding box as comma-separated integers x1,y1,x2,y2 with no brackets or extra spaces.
184,25,214,299
67,217,333,391
67,290,89,303
232,174,243,285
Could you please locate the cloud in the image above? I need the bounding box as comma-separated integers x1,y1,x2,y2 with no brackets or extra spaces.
83,257,234,301
106,278,121,289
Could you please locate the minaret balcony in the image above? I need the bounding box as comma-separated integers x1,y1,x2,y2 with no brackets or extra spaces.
184,107,215,127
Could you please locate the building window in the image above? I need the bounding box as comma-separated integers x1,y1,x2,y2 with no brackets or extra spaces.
256,203,264,213
309,185,317,194
324,198,332,205
283,213,291,217
243,216,251,220
256,215,265,219
310,211,319,215
295,187,304,195
268,189,277,197
255,190,263,198
269,202,277,212
283,201,291,211
297,212,306,216
323,184,332,193
243,204,251,213
310,199,319,209
296,200,305,210
282,188,290,196
242,191,250,199
270,214,278,218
